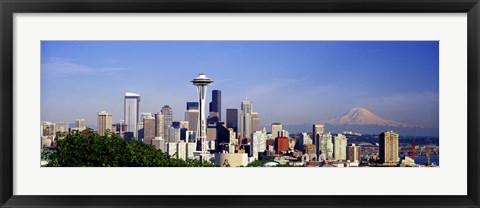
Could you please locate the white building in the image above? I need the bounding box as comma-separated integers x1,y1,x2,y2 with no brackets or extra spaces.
186,142,196,160
154,112,164,139
124,92,141,138
152,137,165,152
140,112,153,121
75,119,86,131
176,142,187,160
229,129,237,145
317,132,333,160
41,121,55,136
166,142,177,158
208,140,216,151
280,130,289,138
97,111,112,136
312,123,325,146
271,123,282,139
239,99,253,139
165,141,196,160
334,133,348,161
168,126,181,143
298,132,312,151
55,122,69,134
252,129,267,159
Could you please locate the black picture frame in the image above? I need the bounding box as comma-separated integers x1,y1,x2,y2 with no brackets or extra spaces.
1,0,479,207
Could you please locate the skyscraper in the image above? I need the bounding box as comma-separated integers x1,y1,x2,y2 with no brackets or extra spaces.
112,120,127,136
97,111,112,136
124,92,140,138
334,133,347,161
191,73,213,163
226,109,238,133
154,112,164,139
209,90,222,121
317,132,333,160
348,144,362,162
75,119,86,131
140,112,153,121
297,132,312,152
161,105,173,141
143,117,155,144
55,122,69,133
250,112,260,133
271,123,282,139
186,102,199,110
185,109,199,136
239,99,252,139
312,124,325,145
252,130,267,159
379,130,399,164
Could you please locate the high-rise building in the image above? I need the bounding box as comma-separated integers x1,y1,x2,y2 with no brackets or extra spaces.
75,119,86,131
297,132,312,152
161,105,173,141
209,90,222,121
207,112,219,124
271,123,282,139
348,144,362,162
186,102,199,110
185,109,199,135
379,130,399,164
191,73,213,163
55,122,69,134
112,120,127,136
137,122,144,141
239,99,253,139
154,112,164,139
334,133,347,161
179,121,189,129
124,92,141,138
143,117,155,145
41,121,55,136
140,112,153,121
168,125,181,143
312,124,325,145
226,109,238,133
152,137,166,152
316,132,333,160
250,112,260,133
97,111,112,136
280,130,289,138
275,137,289,153
252,130,267,159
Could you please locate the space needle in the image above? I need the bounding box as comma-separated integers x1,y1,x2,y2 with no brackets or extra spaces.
191,73,213,163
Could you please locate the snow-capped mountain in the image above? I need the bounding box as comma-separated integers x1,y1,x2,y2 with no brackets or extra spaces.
326,107,416,128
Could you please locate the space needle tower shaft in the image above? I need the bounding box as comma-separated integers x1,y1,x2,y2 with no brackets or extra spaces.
191,73,213,163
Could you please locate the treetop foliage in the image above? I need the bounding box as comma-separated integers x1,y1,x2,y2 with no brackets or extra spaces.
46,129,214,167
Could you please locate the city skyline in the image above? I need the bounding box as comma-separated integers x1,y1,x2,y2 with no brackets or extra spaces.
41,41,439,129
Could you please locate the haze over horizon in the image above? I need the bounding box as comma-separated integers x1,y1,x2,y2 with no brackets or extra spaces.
41,41,439,131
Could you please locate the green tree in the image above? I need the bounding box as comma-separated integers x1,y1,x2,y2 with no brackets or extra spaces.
46,129,214,167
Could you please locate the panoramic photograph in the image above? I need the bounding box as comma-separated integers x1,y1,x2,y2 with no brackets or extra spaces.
40,41,439,167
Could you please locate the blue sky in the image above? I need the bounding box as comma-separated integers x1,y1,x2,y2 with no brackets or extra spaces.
41,41,439,128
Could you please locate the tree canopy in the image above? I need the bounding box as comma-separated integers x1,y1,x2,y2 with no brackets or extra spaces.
46,129,214,167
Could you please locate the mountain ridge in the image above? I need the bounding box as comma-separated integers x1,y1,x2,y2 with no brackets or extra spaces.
325,107,420,128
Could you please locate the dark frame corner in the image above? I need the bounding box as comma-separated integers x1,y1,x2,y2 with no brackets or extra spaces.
1,0,479,207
